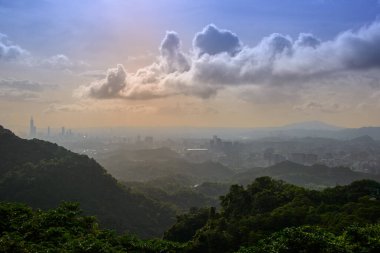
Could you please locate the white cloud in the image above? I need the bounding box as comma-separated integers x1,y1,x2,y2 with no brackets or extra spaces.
0,79,45,92
76,31,190,100
76,20,380,102
0,78,56,101
160,31,190,73
0,33,29,61
38,54,88,71
75,64,127,99
45,102,157,114
0,33,88,72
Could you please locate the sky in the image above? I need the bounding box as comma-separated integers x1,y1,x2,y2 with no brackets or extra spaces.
1,0,380,133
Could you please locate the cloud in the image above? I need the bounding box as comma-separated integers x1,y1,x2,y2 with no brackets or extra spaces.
0,89,38,101
76,31,190,100
193,24,242,57
76,20,380,102
294,33,321,49
39,54,89,71
0,33,88,71
0,33,29,61
0,78,56,101
45,103,86,113
0,79,55,101
45,102,157,114
0,79,47,92
75,64,127,99
160,31,190,72
42,54,73,68
79,69,107,79
293,101,348,114
157,102,218,116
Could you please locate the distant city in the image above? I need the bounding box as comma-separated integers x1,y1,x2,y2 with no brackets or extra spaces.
29,116,74,140
27,117,380,175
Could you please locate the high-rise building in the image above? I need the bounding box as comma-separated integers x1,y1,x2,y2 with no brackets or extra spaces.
61,127,65,136
47,126,50,138
29,116,36,138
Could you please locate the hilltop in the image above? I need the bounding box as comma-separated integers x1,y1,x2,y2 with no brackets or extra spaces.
0,125,175,237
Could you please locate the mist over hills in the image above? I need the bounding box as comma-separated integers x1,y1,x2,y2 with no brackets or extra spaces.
253,122,380,140
280,121,343,131
95,141,380,193
1,125,380,252
2,124,380,234
96,147,234,183
59,121,380,140
232,161,380,189
0,125,175,237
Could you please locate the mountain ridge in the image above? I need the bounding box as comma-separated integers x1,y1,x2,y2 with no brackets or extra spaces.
0,125,175,237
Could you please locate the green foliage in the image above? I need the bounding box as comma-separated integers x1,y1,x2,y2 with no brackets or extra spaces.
164,207,212,242
235,224,380,253
0,127,176,237
0,201,186,253
125,176,221,212
168,177,380,253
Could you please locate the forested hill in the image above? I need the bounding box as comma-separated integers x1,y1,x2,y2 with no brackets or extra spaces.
1,178,379,252
164,177,380,253
232,160,380,188
0,125,175,237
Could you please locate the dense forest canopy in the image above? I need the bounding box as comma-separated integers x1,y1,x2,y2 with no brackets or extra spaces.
165,177,380,253
1,177,379,252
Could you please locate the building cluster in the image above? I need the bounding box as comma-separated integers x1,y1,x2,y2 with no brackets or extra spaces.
184,135,380,174
28,117,73,139
26,119,380,175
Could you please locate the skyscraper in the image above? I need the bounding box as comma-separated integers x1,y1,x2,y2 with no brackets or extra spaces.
29,117,36,138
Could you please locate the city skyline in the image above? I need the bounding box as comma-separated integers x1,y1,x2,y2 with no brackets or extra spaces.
2,0,380,132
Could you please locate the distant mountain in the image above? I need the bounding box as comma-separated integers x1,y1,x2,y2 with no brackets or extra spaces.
0,125,175,237
232,161,380,188
348,135,376,144
281,121,342,131
336,127,380,140
241,121,344,140
272,123,380,140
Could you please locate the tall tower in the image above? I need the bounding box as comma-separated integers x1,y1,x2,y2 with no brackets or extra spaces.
29,117,36,138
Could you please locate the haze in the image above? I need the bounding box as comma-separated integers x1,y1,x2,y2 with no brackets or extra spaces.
1,0,380,134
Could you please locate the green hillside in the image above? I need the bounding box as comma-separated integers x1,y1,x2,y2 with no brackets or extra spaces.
97,150,234,183
165,177,380,252
0,126,175,238
232,161,380,189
